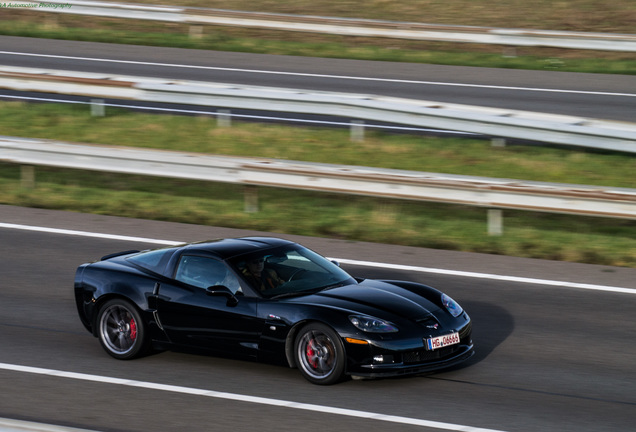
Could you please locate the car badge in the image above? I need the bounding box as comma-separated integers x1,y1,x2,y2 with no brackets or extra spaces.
426,323,439,329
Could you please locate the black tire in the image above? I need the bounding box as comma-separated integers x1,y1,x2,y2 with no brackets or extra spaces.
294,323,346,385
97,299,150,360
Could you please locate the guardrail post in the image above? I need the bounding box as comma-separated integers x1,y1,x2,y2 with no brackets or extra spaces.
20,165,35,189
492,138,506,147
91,99,105,117
488,209,503,235
44,15,58,29
503,47,517,58
244,186,259,213
217,110,232,127
189,25,204,39
351,120,365,142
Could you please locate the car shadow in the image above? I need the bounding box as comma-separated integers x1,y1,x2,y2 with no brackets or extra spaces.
446,300,514,369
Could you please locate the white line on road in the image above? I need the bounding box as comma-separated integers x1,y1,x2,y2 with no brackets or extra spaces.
0,417,99,432
0,93,476,136
1,50,634,98
1,222,634,295
0,222,182,246
336,258,636,295
0,362,507,432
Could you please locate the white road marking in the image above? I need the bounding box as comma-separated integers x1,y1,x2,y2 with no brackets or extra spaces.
0,222,182,245
0,417,98,432
336,258,636,295
0,362,507,432
0,50,634,98
1,222,634,295
0,93,476,135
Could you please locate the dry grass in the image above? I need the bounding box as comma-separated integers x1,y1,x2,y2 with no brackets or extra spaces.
121,0,636,33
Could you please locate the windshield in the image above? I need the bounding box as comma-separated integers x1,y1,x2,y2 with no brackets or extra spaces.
228,244,356,298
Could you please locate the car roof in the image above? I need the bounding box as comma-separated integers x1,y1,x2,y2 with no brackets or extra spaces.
178,237,296,260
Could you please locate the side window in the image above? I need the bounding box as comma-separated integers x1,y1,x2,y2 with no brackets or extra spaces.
127,248,176,274
175,256,241,293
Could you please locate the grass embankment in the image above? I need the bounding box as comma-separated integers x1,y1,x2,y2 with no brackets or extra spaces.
1,0,635,74
1,102,635,267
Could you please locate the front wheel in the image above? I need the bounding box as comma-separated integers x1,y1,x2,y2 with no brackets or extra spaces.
294,323,345,385
97,299,150,360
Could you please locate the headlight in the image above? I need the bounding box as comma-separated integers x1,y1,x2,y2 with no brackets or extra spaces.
442,293,463,317
349,315,398,333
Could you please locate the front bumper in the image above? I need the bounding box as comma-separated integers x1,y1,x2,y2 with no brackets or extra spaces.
344,319,474,378
346,343,474,378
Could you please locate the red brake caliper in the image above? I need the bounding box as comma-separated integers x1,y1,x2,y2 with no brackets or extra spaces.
129,318,137,340
306,339,318,368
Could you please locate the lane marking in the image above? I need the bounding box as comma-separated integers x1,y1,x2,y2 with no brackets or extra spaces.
0,222,182,246
0,93,476,136
0,417,98,432
1,222,634,295
0,50,634,98
336,258,636,295
0,362,507,432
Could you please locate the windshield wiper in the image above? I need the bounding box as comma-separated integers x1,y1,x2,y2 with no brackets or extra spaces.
271,282,346,299
320,282,346,291
270,290,313,300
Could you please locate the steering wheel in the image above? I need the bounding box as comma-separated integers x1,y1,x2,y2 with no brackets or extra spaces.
287,269,307,282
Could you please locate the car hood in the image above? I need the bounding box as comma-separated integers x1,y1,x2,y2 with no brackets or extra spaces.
288,279,442,320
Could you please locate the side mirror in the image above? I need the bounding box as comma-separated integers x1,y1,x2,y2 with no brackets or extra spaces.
206,285,239,306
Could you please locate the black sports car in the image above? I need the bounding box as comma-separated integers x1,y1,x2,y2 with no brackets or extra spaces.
74,237,473,385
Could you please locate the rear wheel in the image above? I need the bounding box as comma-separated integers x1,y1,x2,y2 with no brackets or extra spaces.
97,299,150,359
294,323,345,385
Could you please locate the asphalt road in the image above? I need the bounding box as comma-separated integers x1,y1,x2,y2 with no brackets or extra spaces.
1,205,635,432
1,36,635,122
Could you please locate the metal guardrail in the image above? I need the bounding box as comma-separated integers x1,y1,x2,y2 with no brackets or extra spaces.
2,137,636,236
13,0,636,52
1,66,635,153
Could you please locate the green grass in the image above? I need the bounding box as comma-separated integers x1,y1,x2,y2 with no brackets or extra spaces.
1,101,635,267
2,102,635,187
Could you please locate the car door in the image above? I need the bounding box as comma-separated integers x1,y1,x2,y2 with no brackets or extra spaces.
154,255,262,358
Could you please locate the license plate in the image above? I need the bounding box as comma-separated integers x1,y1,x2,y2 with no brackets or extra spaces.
425,332,460,351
